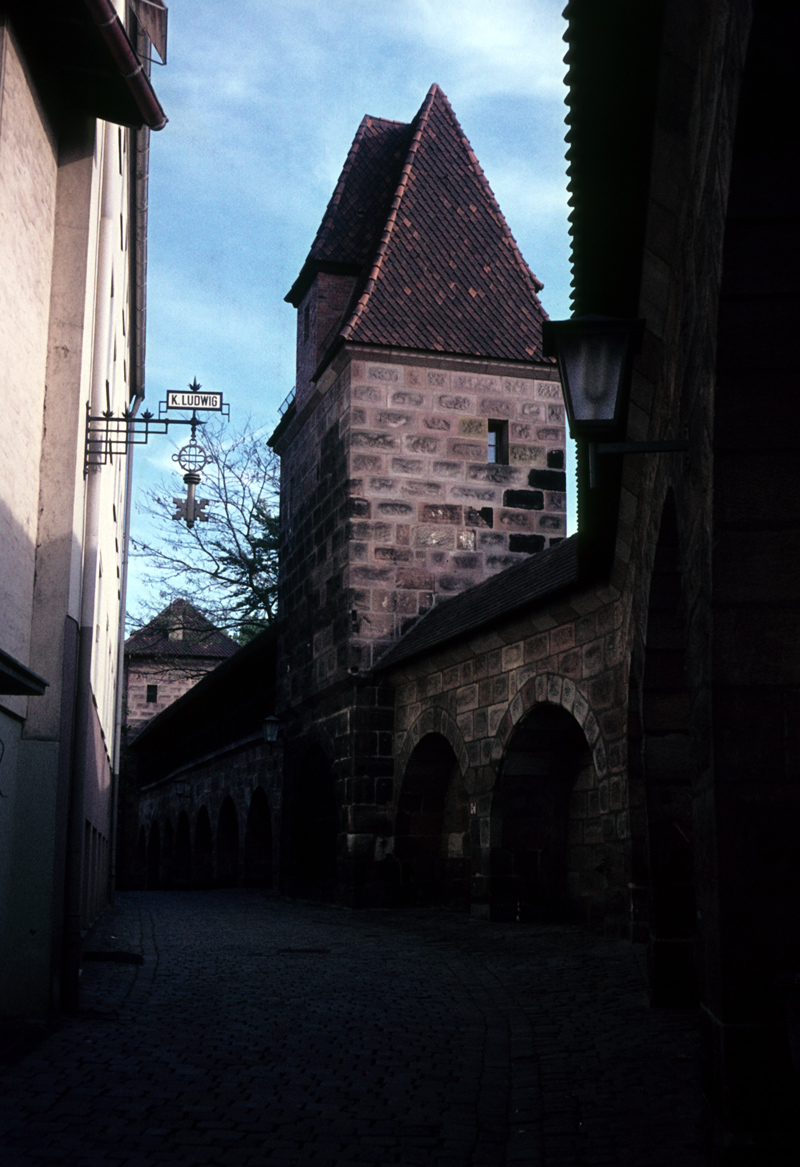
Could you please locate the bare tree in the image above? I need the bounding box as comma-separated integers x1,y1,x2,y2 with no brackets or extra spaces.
131,420,280,641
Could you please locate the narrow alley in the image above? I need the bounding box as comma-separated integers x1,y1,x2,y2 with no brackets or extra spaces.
0,891,706,1166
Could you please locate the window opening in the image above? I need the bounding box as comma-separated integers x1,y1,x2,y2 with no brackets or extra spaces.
146,684,158,703
488,420,508,464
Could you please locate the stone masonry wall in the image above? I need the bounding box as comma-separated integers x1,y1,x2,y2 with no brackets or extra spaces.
276,347,566,707
344,354,567,672
295,273,358,413
137,738,283,889
124,658,223,736
381,577,633,931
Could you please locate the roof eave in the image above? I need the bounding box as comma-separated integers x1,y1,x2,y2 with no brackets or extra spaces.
284,260,362,309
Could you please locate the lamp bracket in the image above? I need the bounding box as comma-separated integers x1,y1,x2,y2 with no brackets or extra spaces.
595,438,689,456
587,429,689,488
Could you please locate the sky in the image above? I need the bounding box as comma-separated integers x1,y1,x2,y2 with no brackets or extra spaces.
127,0,574,619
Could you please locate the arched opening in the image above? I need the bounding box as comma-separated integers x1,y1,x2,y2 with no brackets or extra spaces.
146,821,161,889
395,733,470,908
195,806,213,889
640,493,697,1006
161,821,175,889
291,746,337,901
491,704,598,923
133,825,147,890
216,796,239,887
244,787,273,887
175,811,192,889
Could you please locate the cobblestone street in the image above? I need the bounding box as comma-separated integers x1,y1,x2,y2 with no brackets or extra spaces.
0,892,707,1166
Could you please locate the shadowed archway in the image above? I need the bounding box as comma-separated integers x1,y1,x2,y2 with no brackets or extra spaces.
291,746,337,901
216,796,239,887
146,821,161,890
244,787,273,887
395,732,470,908
134,825,147,890
195,806,213,889
175,811,192,889
491,704,598,923
161,821,174,889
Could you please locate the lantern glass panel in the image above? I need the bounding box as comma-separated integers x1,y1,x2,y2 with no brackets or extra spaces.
560,328,629,427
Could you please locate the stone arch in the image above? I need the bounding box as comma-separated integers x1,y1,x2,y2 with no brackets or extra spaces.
216,796,239,887
490,703,600,923
244,787,273,887
175,811,192,889
291,744,337,901
631,490,697,1005
146,821,161,890
195,806,213,889
395,705,470,786
394,732,471,909
492,672,606,781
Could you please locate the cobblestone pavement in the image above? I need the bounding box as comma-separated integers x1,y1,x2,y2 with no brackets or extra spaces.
0,891,707,1166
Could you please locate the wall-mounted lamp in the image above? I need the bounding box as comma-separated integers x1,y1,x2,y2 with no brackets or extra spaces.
262,714,280,744
543,315,687,487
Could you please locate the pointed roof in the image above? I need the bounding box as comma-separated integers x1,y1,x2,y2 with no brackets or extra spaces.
287,84,548,367
125,599,240,660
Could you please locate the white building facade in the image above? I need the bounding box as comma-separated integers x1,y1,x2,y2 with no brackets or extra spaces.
0,0,167,1017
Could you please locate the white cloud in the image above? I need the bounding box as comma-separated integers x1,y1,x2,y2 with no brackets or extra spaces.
399,0,567,100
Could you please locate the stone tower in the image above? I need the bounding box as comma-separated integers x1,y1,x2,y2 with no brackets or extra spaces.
270,84,565,904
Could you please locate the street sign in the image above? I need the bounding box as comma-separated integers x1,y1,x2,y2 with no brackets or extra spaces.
166,390,223,411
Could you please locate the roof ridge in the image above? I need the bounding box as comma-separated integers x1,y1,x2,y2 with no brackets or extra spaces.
339,84,440,342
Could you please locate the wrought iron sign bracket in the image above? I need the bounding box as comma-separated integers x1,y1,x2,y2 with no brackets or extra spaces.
83,381,229,475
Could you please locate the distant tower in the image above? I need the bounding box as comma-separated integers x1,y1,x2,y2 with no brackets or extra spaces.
270,84,565,904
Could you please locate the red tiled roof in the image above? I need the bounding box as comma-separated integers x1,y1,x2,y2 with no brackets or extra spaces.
287,84,548,366
291,117,414,286
125,599,240,659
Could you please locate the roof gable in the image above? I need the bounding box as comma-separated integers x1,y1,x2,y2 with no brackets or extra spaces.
125,599,240,659
288,84,549,366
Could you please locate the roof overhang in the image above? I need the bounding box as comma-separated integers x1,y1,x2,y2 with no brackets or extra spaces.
0,647,48,697
4,0,167,131
285,260,362,309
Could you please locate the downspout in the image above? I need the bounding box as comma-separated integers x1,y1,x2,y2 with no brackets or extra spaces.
62,120,118,1012
82,0,168,131
110,101,150,901
109,391,139,903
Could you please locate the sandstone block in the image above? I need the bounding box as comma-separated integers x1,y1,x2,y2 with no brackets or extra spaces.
480,397,515,418
405,434,440,453
459,416,487,436
367,363,401,382
432,460,462,477
413,527,456,548
391,390,425,406
422,414,452,431
438,394,472,411
377,410,413,428
419,503,463,523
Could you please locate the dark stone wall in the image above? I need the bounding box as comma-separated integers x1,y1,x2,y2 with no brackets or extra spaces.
136,740,282,891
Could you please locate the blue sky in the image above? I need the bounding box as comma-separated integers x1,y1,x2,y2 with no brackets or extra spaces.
128,0,573,616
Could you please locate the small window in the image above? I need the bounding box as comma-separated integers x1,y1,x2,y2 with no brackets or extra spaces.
488,420,508,464
146,684,158,704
